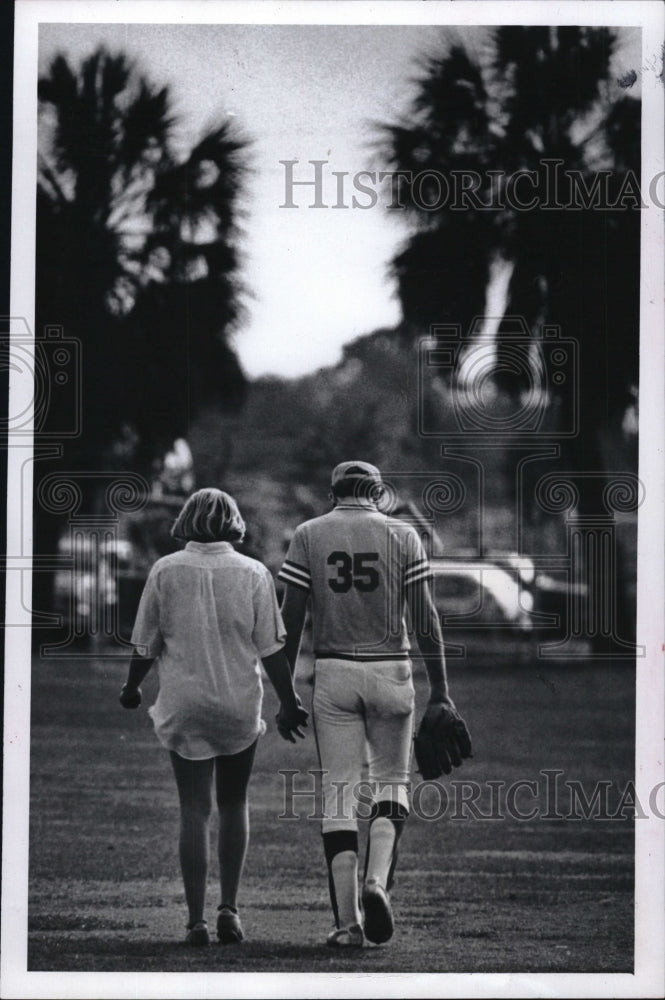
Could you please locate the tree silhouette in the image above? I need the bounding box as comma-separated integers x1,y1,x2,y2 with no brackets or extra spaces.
381,31,640,458
34,47,250,620
379,27,641,648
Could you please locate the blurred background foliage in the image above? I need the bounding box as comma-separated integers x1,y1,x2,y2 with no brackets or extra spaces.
34,47,249,616
33,29,640,649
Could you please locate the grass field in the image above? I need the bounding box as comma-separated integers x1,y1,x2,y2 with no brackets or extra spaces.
28,646,635,974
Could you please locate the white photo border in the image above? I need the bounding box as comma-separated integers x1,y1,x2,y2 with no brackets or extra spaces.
3,2,664,998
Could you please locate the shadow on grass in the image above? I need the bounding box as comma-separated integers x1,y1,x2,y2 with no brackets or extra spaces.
28,934,393,972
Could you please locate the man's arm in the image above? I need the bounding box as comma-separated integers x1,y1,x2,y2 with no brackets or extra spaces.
261,647,309,741
406,577,452,707
407,577,473,775
280,583,309,676
261,648,300,714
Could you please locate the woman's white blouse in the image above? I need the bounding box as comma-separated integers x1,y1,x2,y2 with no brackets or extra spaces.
131,541,286,758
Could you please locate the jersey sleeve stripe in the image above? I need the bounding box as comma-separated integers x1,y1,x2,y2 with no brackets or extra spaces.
404,559,430,579
405,557,429,570
404,563,433,585
278,572,311,592
279,560,311,582
278,562,311,591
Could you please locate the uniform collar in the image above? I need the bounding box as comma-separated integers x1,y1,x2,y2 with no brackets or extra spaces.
334,499,377,510
185,541,235,553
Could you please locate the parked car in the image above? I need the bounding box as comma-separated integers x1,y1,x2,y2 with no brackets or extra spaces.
391,500,536,632
430,556,534,631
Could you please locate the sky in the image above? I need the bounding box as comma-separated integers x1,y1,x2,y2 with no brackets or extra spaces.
38,19,641,378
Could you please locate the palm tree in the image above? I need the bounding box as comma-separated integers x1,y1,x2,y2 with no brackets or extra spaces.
37,47,249,458
379,27,641,648
381,27,639,396
34,47,250,620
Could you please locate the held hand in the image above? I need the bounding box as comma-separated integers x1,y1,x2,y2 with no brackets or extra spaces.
275,701,309,743
119,684,142,709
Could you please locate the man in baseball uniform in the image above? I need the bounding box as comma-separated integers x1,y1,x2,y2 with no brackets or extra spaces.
279,461,469,947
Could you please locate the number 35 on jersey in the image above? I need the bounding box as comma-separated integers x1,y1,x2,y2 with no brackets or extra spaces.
327,551,380,593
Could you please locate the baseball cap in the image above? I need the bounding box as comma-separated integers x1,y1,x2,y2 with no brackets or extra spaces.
331,461,382,486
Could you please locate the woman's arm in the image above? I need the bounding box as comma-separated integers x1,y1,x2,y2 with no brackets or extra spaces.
119,649,155,708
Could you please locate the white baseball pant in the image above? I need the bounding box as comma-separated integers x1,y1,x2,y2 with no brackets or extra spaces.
312,657,415,833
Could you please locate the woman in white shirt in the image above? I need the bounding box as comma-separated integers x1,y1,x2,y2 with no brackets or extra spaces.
120,488,307,947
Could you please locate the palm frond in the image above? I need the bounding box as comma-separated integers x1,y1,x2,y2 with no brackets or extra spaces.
36,43,250,460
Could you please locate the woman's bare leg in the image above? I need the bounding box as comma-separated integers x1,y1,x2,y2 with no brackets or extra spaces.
215,740,257,909
170,753,214,926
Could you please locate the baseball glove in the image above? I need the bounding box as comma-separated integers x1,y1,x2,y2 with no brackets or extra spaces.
414,702,473,779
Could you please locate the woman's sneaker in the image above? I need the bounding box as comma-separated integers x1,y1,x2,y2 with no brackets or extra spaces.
217,904,244,944
361,878,394,943
326,922,364,948
185,920,210,946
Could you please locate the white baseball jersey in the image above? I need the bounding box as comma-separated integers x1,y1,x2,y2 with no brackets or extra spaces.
278,500,431,659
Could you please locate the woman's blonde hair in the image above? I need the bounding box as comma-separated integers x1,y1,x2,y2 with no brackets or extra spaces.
171,488,246,543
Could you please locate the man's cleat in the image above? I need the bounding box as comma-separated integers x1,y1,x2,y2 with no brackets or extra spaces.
326,922,364,948
185,920,210,946
361,878,394,944
217,905,244,944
